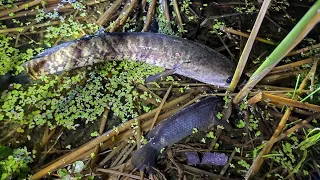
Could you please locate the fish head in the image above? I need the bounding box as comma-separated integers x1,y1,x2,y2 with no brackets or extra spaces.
177,57,235,88
199,69,234,88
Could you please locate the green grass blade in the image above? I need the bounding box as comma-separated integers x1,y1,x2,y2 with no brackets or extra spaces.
233,0,320,104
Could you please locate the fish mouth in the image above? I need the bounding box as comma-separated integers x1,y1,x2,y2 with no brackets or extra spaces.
202,77,231,88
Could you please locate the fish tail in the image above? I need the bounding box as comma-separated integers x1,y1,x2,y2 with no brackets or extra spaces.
131,143,159,173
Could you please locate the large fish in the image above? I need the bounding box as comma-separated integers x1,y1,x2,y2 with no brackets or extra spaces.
0,32,235,90
131,96,230,172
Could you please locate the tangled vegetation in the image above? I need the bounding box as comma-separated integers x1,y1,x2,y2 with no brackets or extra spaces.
0,146,33,180
0,60,163,129
0,0,320,179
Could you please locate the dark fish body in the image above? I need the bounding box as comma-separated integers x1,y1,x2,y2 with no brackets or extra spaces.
1,32,235,90
131,96,230,171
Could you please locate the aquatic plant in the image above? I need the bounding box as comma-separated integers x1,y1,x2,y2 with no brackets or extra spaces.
0,61,164,129
0,146,33,180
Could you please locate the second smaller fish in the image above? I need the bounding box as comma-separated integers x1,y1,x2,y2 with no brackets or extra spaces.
131,96,231,172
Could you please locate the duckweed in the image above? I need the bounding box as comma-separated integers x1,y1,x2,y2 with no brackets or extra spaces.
0,60,164,130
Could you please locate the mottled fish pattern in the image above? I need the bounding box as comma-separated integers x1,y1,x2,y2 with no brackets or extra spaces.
1,32,235,89
131,96,230,172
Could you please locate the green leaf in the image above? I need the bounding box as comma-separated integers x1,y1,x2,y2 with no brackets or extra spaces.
72,161,85,173
57,168,69,177
90,131,99,137
0,146,13,160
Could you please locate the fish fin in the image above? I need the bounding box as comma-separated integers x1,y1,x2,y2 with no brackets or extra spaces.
145,69,176,83
145,63,185,83
131,143,158,173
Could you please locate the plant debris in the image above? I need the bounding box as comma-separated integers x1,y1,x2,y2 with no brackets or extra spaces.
0,0,320,179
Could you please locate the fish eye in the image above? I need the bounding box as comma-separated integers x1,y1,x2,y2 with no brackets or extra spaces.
226,76,232,83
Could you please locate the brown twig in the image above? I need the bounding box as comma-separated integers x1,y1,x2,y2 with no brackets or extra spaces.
245,60,319,178
172,0,183,31
0,128,17,144
41,127,56,148
260,69,310,84
110,143,132,167
0,0,43,18
109,0,138,32
248,92,320,112
41,125,49,147
141,0,147,11
91,108,109,167
252,90,310,97
134,118,142,149
35,129,63,168
200,12,252,28
96,0,123,26
142,0,157,32
209,129,222,151
0,0,107,20
221,26,277,45
0,16,84,33
167,149,183,180
109,162,129,170
150,84,172,129
179,163,234,180
160,0,172,29
140,171,145,180
254,85,291,91
228,0,272,92
152,168,167,180
116,162,127,179
96,168,149,180
99,142,128,166
99,108,110,135
117,144,136,166
0,5,73,20
309,56,319,93
212,28,236,61
137,84,162,106
0,20,58,33
268,109,299,122
268,57,314,75
0,1,25,10
286,43,320,57
268,113,320,145
220,148,237,176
